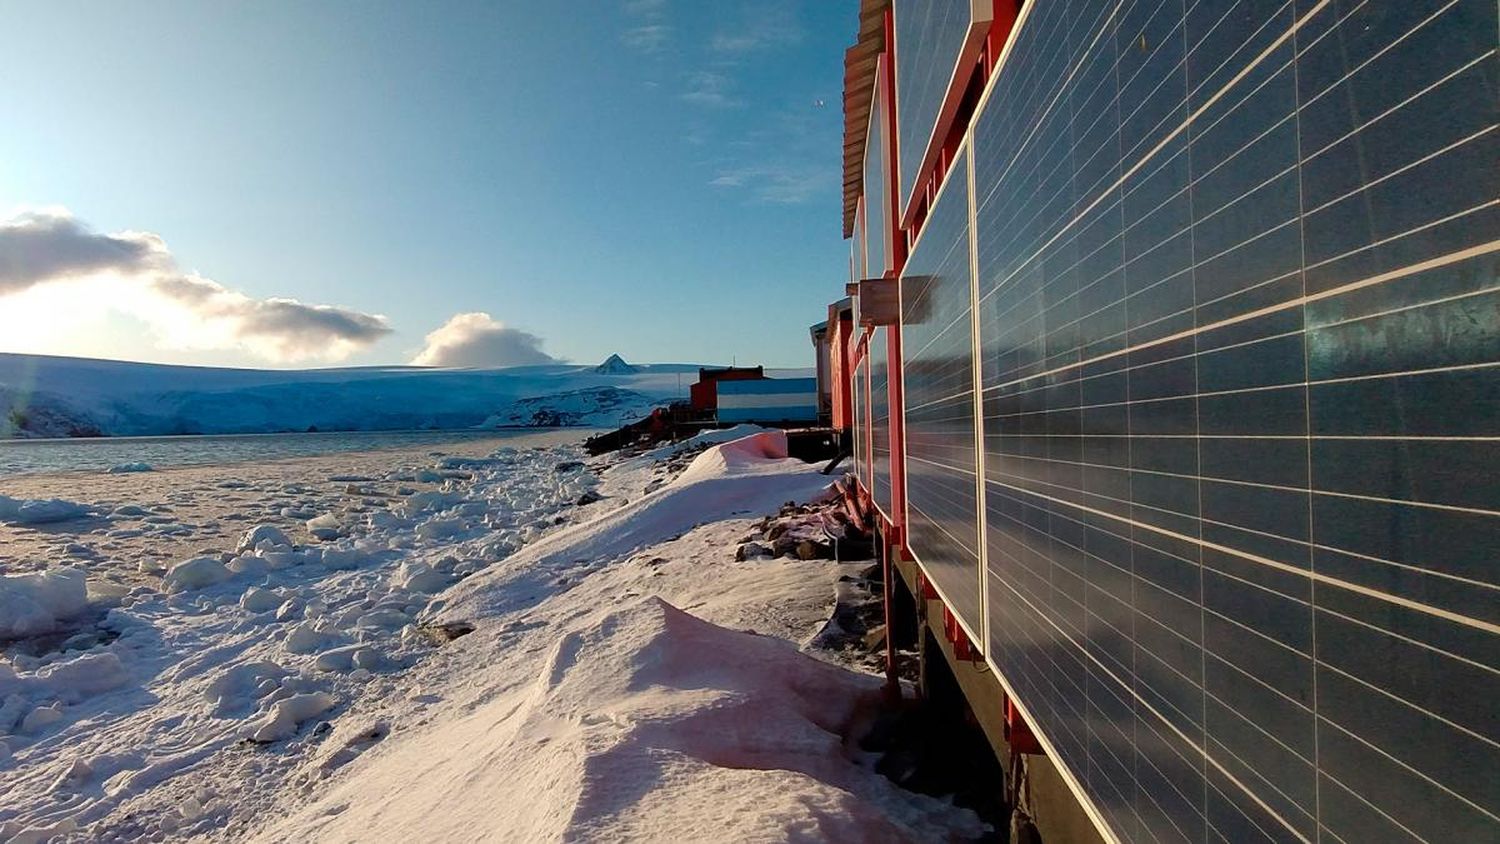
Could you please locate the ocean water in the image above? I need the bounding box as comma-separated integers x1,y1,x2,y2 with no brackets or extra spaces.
0,429,585,478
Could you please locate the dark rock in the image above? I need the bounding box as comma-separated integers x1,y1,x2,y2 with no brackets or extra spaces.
554,461,586,474
415,621,475,645
735,542,769,561
795,539,833,560
575,490,605,506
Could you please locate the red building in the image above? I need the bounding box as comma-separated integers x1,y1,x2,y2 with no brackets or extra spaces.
687,365,764,413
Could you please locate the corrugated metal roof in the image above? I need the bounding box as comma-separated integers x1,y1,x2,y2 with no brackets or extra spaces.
842,0,889,239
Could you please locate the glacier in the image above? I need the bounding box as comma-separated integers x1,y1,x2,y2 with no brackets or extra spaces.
0,352,712,438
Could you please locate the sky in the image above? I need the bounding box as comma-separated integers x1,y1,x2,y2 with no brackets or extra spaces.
0,0,855,370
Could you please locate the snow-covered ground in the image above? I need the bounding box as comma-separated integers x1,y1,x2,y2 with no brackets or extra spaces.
0,430,981,842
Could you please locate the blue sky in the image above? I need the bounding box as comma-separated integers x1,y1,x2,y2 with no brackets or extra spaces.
0,0,854,369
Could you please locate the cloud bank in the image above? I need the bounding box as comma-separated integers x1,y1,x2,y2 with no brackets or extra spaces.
411,312,558,368
0,209,392,362
0,211,168,294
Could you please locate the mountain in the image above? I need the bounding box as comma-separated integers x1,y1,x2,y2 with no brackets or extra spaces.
0,353,703,438
593,354,639,375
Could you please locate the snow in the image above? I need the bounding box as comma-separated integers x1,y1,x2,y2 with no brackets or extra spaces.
593,353,640,375
0,430,981,842
0,569,89,638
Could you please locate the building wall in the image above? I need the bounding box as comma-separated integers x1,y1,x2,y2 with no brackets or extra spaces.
871,1,1500,842
716,377,818,424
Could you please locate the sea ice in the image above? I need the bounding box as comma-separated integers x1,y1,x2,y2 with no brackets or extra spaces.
161,557,234,593
0,568,90,637
237,524,292,553
106,462,154,474
250,692,338,743
0,494,93,526
240,587,283,614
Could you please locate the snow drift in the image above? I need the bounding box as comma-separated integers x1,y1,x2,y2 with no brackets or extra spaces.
259,598,981,842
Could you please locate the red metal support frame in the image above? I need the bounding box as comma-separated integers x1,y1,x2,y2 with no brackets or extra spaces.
881,525,900,699
1006,698,1045,756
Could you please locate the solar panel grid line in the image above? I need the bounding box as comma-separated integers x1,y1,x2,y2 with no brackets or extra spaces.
1304,201,1498,275
988,445,1500,528
1184,0,1296,102
1318,657,1500,758
1314,602,1500,680
1317,711,1500,825
1295,0,1463,110
991,343,1499,409
976,1,1330,311
1302,48,1495,162
978,239,1500,397
984,472,1500,636
1316,772,1425,842
1304,122,1494,217
989,566,1313,844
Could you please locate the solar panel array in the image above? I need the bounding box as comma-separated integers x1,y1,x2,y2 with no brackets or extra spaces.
887,0,1500,841
871,325,893,517
893,0,981,219
852,332,868,490
865,67,892,277
900,146,983,628
954,1,1494,844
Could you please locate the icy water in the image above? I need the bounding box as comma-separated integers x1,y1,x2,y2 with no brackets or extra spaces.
0,428,579,477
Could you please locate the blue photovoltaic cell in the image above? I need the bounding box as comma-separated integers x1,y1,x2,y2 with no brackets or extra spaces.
852,347,866,489
901,146,981,627
865,78,890,277
893,0,978,218
851,212,865,283
966,1,1500,842
871,326,891,516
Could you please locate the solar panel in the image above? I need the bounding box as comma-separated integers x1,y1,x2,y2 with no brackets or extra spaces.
852,340,866,489
893,0,988,221
872,326,893,517
901,145,982,628
965,1,1500,841
866,62,891,277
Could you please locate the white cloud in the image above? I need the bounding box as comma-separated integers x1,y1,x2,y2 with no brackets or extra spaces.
622,0,667,14
0,208,392,363
708,163,834,204
681,72,741,109
411,312,557,368
621,0,670,53
710,3,803,53
622,24,671,53
0,210,169,293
